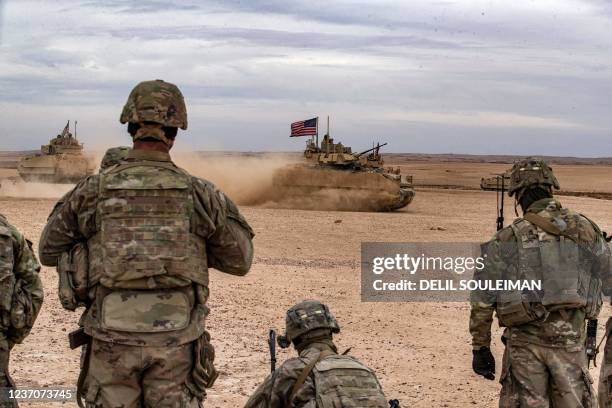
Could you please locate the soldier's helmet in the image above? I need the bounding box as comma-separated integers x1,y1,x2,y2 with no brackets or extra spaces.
100,146,131,170
278,300,340,348
120,79,187,130
508,157,560,198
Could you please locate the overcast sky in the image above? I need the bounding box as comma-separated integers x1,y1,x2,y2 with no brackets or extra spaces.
0,0,610,156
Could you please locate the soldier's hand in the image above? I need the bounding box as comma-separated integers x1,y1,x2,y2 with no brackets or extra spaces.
472,347,495,380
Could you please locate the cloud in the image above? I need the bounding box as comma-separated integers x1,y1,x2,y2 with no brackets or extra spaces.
0,0,610,156
382,110,595,131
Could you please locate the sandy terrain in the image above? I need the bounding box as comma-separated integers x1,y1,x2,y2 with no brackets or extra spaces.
0,158,611,407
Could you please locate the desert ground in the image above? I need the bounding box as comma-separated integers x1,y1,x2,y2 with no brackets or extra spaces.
1,157,611,407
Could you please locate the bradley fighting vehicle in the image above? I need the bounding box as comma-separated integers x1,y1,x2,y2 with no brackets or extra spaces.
273,134,416,212
480,171,510,191
17,121,94,183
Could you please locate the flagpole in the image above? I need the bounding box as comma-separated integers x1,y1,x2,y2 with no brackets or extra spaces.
316,116,319,148
327,115,330,137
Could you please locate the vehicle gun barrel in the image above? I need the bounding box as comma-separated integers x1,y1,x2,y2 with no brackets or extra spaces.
356,142,388,157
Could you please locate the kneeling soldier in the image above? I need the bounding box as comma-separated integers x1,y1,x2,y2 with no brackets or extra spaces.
245,300,389,408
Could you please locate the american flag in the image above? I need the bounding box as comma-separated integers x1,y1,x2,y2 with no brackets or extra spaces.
290,117,318,137
60,120,70,137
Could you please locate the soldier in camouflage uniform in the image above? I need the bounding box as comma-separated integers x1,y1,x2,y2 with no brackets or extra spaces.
598,226,612,404
470,157,611,408
0,215,44,407
39,80,254,408
244,300,388,408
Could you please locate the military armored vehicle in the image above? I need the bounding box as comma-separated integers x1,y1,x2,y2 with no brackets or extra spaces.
17,121,93,183
480,171,510,191
273,135,415,212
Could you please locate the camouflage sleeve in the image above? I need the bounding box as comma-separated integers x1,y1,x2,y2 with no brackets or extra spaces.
244,358,313,408
244,372,274,408
192,178,254,276
38,176,100,266
469,230,515,350
9,228,43,343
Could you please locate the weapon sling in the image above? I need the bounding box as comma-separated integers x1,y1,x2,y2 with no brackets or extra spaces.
287,350,335,407
523,213,578,243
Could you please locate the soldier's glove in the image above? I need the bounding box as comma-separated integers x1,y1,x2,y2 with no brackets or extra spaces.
472,347,495,380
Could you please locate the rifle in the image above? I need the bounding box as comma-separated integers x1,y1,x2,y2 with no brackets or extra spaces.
586,319,598,368
480,173,508,231
496,175,505,231
268,329,277,373
389,399,401,408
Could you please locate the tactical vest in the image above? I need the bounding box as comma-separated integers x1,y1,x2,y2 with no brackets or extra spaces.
496,210,602,327
91,160,208,289
84,160,210,343
311,354,388,408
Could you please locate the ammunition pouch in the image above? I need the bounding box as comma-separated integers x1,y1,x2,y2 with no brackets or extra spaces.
7,279,35,344
185,329,218,399
57,243,89,311
100,289,191,333
496,292,548,328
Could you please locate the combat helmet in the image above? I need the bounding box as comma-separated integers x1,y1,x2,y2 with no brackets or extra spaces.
120,80,187,144
277,300,340,348
508,157,560,199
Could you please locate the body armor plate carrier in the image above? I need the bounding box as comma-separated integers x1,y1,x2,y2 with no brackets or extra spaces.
87,160,209,337
311,354,387,408
94,161,208,289
495,210,602,327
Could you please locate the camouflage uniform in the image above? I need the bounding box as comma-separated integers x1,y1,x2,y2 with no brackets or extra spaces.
245,300,388,408
99,146,131,170
39,80,254,408
470,158,610,408
0,214,44,408
599,317,612,407
598,241,612,405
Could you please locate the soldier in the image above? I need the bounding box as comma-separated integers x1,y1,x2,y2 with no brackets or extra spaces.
598,239,612,403
0,214,44,407
244,300,388,408
469,157,610,407
39,79,254,408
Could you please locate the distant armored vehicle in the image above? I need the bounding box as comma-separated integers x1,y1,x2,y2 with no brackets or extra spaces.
480,171,510,191
273,135,415,212
17,121,93,183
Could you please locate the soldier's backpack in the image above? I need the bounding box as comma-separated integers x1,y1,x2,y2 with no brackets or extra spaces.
289,351,388,408
495,210,603,327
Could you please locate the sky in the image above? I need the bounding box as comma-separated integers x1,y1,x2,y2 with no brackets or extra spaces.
0,0,610,156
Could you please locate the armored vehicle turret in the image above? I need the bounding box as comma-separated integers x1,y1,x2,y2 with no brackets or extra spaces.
17,121,94,183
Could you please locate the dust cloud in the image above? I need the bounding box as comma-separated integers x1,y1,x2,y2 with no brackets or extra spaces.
174,153,296,206
0,179,73,199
